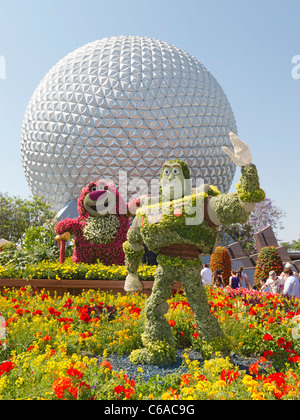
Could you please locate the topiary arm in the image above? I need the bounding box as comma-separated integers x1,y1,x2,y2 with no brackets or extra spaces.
207,165,265,226
221,132,265,204
55,218,80,236
123,222,145,293
205,133,265,227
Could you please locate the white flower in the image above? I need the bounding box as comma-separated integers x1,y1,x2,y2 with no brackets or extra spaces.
83,215,120,244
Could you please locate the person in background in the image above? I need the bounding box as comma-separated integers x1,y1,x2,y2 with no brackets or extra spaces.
238,266,251,290
281,263,300,282
259,278,270,293
261,271,281,295
213,269,226,288
201,263,213,286
229,270,241,290
283,268,300,299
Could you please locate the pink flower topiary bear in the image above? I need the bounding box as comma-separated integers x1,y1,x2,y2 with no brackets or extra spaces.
55,180,129,265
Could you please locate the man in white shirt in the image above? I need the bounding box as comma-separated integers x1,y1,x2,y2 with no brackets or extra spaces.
283,268,300,299
201,264,213,286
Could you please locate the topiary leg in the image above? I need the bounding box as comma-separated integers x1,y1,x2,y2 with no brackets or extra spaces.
129,265,176,364
181,266,230,356
143,265,176,346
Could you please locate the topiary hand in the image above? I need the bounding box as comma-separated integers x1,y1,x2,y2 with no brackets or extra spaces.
222,132,252,167
124,273,143,293
55,232,72,242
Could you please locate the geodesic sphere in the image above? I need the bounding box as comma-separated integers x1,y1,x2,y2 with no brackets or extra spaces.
21,35,237,212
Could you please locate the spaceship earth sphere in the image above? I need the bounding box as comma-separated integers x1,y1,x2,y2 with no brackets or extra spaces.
21,35,237,212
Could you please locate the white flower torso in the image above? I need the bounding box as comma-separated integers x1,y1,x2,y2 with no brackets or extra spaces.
83,215,120,244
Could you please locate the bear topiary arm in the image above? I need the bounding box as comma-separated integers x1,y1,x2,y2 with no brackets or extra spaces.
55,218,81,236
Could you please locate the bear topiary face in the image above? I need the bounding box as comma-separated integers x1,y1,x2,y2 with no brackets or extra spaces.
78,180,127,219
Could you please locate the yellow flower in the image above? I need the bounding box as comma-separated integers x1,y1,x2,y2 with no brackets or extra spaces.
251,391,266,400
15,377,25,388
0,376,7,394
161,392,172,400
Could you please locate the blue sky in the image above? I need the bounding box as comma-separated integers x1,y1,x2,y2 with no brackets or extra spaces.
0,0,299,242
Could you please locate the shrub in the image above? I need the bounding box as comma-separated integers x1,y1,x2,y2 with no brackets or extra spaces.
254,246,284,285
209,246,232,284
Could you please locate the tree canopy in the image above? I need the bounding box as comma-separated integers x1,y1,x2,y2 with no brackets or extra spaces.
0,193,55,244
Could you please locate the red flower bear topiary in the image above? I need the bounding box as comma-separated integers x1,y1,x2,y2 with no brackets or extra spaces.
55,180,129,265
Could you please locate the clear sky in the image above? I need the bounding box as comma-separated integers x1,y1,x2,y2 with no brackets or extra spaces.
0,0,299,243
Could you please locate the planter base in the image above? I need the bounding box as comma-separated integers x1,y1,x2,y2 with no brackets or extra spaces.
0,279,182,296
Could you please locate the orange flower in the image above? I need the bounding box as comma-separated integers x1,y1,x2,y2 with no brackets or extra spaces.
100,361,112,371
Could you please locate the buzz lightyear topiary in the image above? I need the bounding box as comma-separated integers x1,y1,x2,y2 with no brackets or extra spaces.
123,133,265,364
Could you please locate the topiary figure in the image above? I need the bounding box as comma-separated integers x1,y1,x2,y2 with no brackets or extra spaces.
124,133,266,364
254,246,284,286
55,180,129,265
210,246,232,285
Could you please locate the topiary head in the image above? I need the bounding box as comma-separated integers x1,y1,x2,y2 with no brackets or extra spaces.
78,179,127,218
160,159,191,201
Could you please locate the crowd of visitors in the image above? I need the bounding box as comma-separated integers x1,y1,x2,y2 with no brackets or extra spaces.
201,262,300,299
259,263,300,298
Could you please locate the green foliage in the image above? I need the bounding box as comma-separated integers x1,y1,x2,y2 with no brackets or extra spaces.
0,193,55,244
213,193,249,225
136,192,218,255
157,254,202,267
282,237,300,251
130,339,177,365
123,240,145,274
236,164,266,203
0,220,64,270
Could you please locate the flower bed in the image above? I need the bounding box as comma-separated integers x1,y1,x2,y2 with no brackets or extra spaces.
0,285,300,400
0,259,156,281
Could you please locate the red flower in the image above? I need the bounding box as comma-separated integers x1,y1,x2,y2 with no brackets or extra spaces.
168,320,176,327
220,369,240,384
130,307,141,316
277,337,285,348
67,368,83,380
267,317,275,324
114,385,124,394
288,355,300,363
48,307,61,317
32,310,43,316
0,361,15,376
27,345,35,352
249,362,259,376
124,388,135,399
263,350,274,358
53,377,78,399
79,310,91,323
263,334,273,341
42,335,52,342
